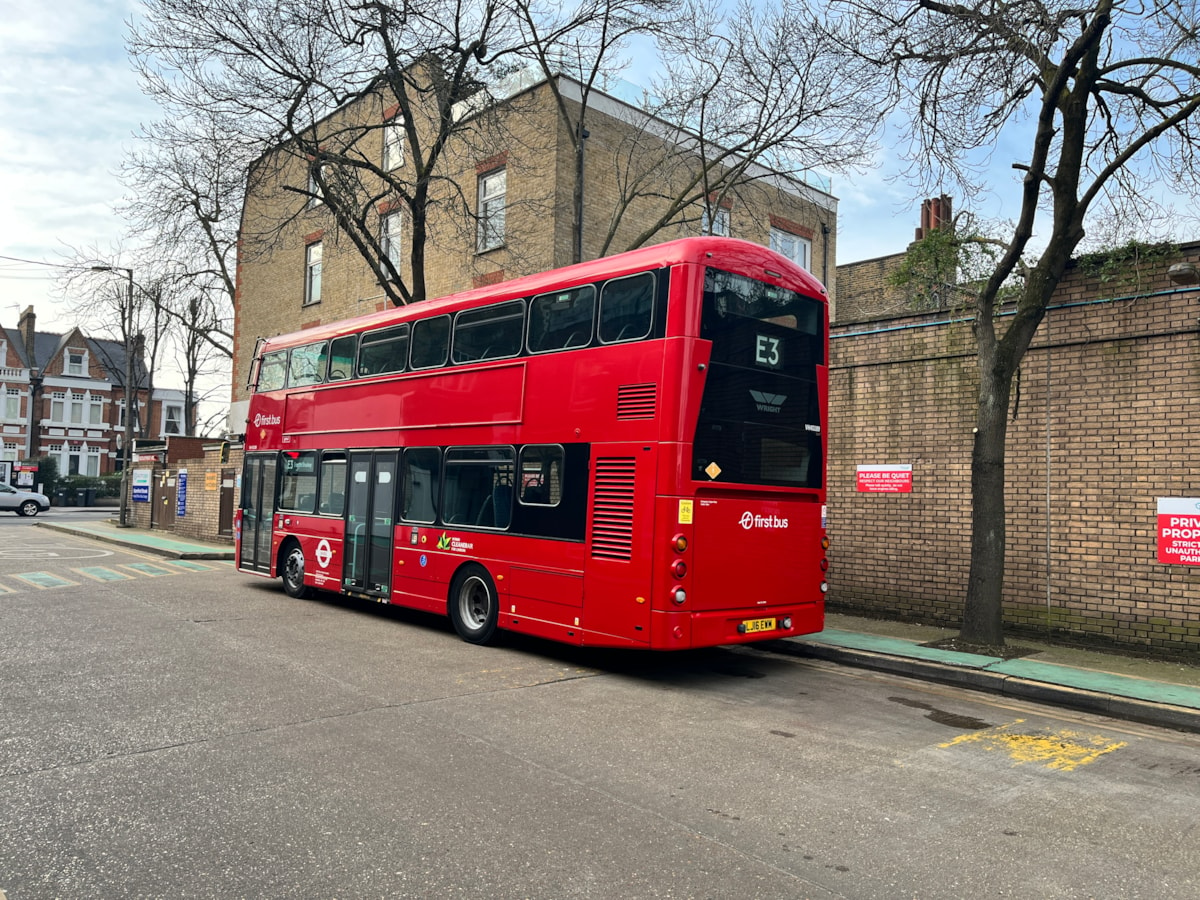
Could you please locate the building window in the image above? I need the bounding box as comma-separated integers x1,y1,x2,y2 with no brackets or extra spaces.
305,241,323,306
702,207,730,237
163,404,184,436
381,210,402,270
4,389,19,422
477,168,506,252
89,396,103,425
1,443,18,463
70,394,85,425
769,227,812,270
67,350,87,376
50,392,66,423
307,163,326,208
383,117,405,171
118,400,140,430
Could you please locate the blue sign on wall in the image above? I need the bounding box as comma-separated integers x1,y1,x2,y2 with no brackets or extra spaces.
176,470,188,518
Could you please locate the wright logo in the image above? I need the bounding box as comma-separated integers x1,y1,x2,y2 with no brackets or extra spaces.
749,390,787,413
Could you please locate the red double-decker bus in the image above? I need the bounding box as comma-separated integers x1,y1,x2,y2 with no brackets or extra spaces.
236,236,829,649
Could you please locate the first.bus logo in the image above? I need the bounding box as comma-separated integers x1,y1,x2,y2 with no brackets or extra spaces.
253,413,282,428
740,512,789,530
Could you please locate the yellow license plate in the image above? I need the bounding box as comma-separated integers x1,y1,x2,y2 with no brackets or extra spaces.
742,617,776,634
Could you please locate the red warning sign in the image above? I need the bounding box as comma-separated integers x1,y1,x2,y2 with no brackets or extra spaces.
1157,498,1200,565
856,465,913,493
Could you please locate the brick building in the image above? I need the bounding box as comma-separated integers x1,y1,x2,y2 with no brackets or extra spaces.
230,70,838,430
831,229,1200,655
2,306,194,477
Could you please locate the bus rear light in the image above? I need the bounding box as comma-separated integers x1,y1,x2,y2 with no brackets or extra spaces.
670,560,687,578
820,582,829,594
671,534,688,553
672,588,687,605
820,558,829,571
821,535,831,551
781,616,793,630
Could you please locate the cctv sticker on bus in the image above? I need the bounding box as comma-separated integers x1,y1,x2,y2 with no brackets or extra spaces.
1157,498,1200,565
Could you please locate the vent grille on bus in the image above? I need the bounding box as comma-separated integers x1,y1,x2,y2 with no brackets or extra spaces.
591,457,636,560
616,383,657,420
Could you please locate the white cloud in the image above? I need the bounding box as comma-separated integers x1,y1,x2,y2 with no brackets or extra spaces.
0,0,154,329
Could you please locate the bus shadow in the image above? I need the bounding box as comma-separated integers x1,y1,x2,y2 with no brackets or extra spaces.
254,583,807,688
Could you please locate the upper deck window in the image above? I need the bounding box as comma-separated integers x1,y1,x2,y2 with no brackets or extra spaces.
258,350,288,392
358,325,409,377
410,315,451,370
528,285,595,353
328,335,357,381
452,300,525,363
598,272,654,344
288,340,328,387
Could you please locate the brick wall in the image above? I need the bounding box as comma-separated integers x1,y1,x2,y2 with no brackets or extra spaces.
828,248,1200,655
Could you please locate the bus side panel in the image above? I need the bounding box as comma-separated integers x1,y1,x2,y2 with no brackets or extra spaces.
279,515,344,593
580,444,657,647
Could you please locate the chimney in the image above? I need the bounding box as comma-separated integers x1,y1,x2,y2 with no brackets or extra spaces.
17,306,36,368
914,195,953,241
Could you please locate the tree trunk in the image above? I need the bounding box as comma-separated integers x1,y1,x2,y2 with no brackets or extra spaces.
961,354,1013,645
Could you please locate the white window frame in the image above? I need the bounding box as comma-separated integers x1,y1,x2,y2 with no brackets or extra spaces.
477,168,507,253
66,348,88,376
4,388,19,422
162,403,185,437
381,210,403,270
769,227,812,270
88,396,104,425
307,163,326,208
703,207,730,237
51,391,66,423
383,117,405,171
305,241,323,306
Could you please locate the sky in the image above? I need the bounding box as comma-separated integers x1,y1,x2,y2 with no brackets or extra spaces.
0,0,939,340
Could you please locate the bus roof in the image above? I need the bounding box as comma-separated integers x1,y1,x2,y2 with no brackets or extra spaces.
256,236,828,351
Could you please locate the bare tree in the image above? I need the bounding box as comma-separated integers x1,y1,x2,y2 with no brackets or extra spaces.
130,0,551,307
831,0,1200,646
120,115,241,362
515,0,883,260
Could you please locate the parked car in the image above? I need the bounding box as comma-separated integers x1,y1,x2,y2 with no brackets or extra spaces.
0,483,50,516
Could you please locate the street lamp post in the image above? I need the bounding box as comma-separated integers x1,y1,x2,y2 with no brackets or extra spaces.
92,265,135,527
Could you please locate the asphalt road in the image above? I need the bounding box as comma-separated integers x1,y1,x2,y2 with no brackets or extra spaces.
3,528,1198,898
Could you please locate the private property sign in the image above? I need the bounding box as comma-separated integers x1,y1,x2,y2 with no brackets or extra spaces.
1157,498,1200,565
856,464,913,493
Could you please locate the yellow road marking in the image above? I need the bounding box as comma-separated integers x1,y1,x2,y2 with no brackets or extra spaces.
940,719,1127,771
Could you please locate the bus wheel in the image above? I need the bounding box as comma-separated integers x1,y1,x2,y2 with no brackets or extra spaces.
449,564,499,645
281,541,313,599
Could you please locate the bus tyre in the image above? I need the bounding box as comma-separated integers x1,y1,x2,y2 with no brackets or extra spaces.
449,564,499,645
281,541,313,599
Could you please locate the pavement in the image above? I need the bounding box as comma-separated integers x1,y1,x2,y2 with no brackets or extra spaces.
35,512,1200,734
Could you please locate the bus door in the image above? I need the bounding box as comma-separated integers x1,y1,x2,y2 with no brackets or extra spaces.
343,451,398,598
240,452,277,573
